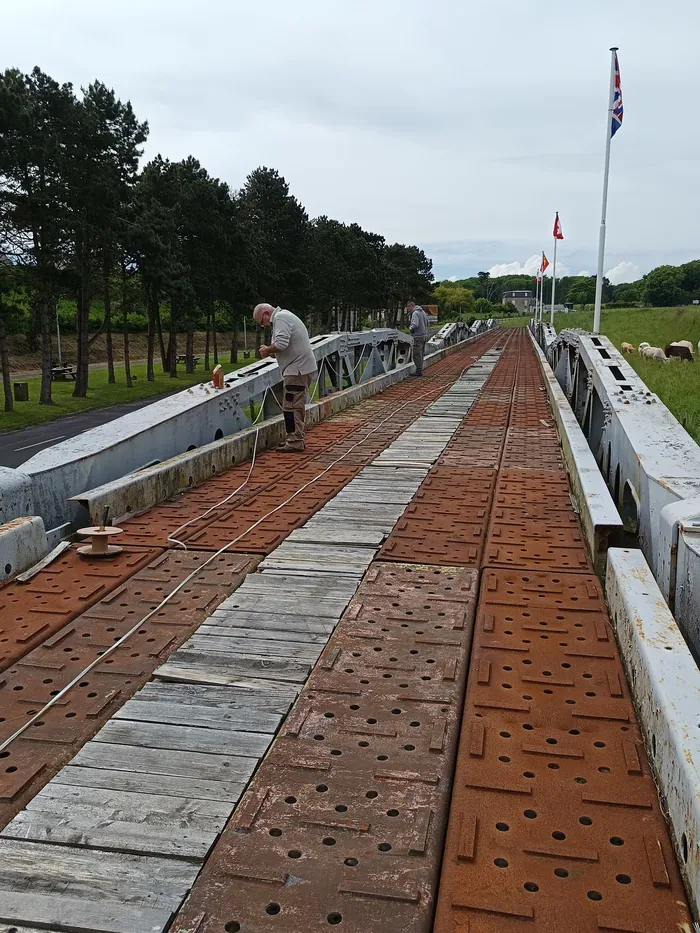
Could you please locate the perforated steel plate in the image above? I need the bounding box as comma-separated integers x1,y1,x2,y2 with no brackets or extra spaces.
0,547,161,671
171,564,479,933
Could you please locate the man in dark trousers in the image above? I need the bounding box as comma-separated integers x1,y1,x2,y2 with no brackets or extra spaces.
408,300,430,376
253,303,317,453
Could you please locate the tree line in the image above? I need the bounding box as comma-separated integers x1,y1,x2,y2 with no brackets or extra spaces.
0,67,434,410
435,259,700,316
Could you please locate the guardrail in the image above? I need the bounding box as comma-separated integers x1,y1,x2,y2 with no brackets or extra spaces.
541,326,700,657
427,319,494,352
0,322,496,549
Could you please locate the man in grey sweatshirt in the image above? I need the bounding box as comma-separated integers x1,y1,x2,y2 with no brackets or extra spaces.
253,303,317,453
408,301,430,376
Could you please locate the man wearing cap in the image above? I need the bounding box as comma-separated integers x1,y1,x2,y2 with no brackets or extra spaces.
253,303,317,453
407,300,430,376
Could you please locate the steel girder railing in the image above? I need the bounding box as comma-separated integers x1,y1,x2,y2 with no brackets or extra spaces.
0,324,495,536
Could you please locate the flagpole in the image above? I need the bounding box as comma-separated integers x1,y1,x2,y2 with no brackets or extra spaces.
534,276,540,326
593,47,619,335
550,234,558,326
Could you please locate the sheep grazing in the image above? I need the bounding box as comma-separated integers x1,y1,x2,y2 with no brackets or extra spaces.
621,342,635,354
641,346,669,363
671,340,694,353
665,343,694,362
638,341,650,353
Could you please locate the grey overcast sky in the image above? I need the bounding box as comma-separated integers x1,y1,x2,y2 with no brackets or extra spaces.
3,0,698,283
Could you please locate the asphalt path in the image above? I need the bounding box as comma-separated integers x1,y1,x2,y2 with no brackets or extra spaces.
0,392,177,469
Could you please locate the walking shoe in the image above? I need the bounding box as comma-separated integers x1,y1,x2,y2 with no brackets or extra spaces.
276,443,305,453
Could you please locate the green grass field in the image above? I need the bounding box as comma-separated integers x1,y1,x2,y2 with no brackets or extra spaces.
0,357,247,433
500,306,700,444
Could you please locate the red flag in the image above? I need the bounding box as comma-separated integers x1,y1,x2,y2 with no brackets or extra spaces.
553,212,564,240
537,252,550,281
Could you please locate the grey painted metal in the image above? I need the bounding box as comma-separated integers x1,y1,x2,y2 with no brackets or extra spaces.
528,332,622,573
0,467,33,524
16,329,410,531
0,516,49,582
606,547,700,919
543,327,700,656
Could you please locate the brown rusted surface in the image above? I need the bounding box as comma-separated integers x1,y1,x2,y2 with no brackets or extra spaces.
171,564,479,933
434,332,692,931
0,550,258,827
433,569,693,932
0,546,161,671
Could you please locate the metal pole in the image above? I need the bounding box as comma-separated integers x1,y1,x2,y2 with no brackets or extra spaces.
56,306,62,366
243,316,247,351
550,235,558,326
593,47,619,335
535,277,540,325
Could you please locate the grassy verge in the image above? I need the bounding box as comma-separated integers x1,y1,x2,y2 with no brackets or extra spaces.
499,307,700,445
0,357,248,433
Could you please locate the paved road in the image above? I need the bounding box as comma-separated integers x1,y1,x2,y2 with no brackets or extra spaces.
0,392,177,469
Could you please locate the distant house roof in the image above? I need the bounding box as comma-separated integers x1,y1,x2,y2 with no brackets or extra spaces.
503,290,532,298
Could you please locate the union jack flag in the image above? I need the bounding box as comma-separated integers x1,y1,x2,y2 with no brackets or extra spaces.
611,52,623,137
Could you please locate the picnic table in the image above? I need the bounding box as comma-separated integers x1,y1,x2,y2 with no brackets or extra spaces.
176,354,200,368
52,365,77,381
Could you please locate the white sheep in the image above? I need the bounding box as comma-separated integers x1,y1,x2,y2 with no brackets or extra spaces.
670,340,694,353
641,346,669,363
638,341,650,354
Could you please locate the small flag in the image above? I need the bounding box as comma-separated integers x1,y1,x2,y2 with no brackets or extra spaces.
553,212,564,240
611,52,623,137
540,252,550,273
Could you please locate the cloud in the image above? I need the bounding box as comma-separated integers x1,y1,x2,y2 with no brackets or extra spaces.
487,254,541,277
606,261,642,285
577,270,591,277
486,254,570,278
447,275,458,282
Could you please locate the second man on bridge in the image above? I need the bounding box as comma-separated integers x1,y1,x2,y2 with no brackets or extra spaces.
408,300,430,376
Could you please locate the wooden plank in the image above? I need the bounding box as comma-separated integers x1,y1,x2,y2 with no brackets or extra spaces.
217,595,349,618
0,837,196,903
28,782,232,821
208,610,336,633
4,806,221,860
158,649,310,683
0,891,173,933
135,680,294,710
73,742,257,784
52,765,245,803
198,623,330,646
114,698,284,734
286,525,387,546
154,660,304,693
181,634,322,662
95,720,272,759
233,574,359,595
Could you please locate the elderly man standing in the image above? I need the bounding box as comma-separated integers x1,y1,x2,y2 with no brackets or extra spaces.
253,303,317,453
407,300,430,376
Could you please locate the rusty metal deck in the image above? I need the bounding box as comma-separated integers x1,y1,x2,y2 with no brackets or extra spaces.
0,329,690,933
171,330,691,933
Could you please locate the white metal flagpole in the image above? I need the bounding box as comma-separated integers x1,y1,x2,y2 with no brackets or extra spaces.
593,47,619,335
534,275,540,324
550,235,558,326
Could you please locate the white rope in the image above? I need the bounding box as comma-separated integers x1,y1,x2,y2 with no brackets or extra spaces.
167,387,270,549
